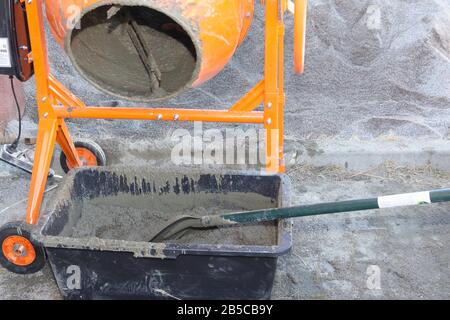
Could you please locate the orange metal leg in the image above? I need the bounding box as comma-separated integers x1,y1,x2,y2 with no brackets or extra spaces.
277,21,286,173
56,119,82,169
264,0,285,173
25,117,58,225
23,0,58,225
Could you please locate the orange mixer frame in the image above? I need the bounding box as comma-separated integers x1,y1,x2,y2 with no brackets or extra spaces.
21,0,308,227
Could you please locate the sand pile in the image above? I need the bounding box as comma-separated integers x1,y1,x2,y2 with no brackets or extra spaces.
20,1,450,142
282,0,450,139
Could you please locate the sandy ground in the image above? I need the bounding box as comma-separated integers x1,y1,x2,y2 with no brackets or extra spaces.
0,0,449,299
274,163,450,299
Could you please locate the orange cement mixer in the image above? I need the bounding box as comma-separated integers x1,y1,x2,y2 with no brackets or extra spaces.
45,0,255,101
0,0,309,275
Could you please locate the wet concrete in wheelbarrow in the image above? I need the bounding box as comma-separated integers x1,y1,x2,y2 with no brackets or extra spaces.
0,160,449,299
70,202,277,246
39,166,284,253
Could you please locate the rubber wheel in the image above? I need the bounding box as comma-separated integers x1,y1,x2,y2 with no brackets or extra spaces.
0,221,46,274
60,139,106,174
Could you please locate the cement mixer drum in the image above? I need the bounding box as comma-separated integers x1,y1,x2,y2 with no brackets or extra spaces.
45,0,254,102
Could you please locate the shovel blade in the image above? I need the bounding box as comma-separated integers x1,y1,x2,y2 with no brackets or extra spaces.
150,216,203,242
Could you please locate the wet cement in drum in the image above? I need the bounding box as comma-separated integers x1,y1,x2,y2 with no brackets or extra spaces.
69,202,278,246
70,5,197,101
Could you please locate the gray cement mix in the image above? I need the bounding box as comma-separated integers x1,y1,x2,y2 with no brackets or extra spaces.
69,5,198,101
68,202,277,246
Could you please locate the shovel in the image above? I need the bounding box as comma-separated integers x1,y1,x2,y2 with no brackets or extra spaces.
150,188,450,242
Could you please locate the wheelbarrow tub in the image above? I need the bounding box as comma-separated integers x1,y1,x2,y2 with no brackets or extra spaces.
33,167,292,300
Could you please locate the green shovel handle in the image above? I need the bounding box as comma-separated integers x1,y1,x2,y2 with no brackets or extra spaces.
213,188,450,225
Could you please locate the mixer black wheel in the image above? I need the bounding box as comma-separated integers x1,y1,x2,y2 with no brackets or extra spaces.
60,139,106,173
0,221,46,274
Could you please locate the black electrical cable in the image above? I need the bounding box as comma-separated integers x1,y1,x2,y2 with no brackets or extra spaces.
8,75,21,150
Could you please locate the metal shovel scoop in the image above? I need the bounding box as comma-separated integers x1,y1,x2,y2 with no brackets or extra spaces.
150,188,450,242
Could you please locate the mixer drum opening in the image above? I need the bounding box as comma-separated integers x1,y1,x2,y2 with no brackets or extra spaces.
68,5,199,101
